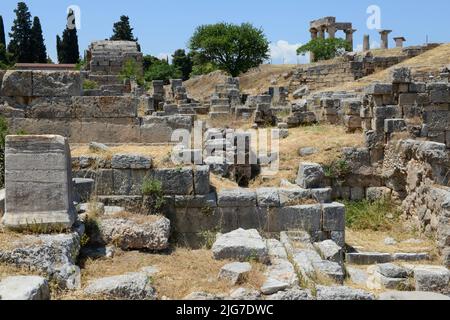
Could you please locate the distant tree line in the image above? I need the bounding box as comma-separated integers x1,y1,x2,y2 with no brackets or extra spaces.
1,2,272,80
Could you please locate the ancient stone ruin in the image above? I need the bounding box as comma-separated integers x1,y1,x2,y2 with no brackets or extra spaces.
0,19,449,301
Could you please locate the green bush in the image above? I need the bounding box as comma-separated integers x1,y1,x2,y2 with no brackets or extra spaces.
141,178,165,214
82,79,98,90
119,58,144,85
144,60,182,84
345,199,401,231
323,159,350,180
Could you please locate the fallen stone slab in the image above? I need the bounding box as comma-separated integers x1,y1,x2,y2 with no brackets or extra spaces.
265,288,312,301
367,272,409,291
84,272,156,300
212,229,269,263
0,230,82,290
228,288,261,300
371,263,408,279
92,215,170,251
0,276,50,300
267,239,288,260
89,142,110,153
261,278,290,295
315,286,375,301
346,266,369,286
414,265,450,293
218,262,252,285
379,291,450,301
393,253,431,262
295,162,325,189
314,240,343,264
346,252,393,265
313,260,345,284
291,249,322,279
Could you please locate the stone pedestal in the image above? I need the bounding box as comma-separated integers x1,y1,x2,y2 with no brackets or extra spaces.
2,135,76,230
394,37,406,48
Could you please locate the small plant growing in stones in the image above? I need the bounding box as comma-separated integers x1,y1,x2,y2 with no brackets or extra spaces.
323,159,350,180
82,79,98,90
141,177,165,215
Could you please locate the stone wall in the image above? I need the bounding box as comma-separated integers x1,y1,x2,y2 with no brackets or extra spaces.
72,156,346,247
0,70,193,143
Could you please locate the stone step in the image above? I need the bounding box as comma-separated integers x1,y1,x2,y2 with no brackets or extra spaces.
211,105,231,113
209,112,230,120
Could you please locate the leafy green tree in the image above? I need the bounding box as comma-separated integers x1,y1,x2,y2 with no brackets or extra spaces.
144,60,182,84
0,44,10,68
189,22,269,77
142,54,160,72
57,10,80,63
190,51,218,76
119,59,144,85
8,2,33,63
30,17,47,63
0,15,6,47
297,38,351,62
172,49,193,81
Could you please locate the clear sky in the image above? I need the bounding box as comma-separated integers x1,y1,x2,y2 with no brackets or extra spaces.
1,0,449,64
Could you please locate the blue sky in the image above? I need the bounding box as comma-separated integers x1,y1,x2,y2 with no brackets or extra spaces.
1,0,449,64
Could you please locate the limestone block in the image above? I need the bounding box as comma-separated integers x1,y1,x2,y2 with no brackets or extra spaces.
212,229,269,263
217,189,257,207
390,67,412,84
151,168,194,195
364,83,392,95
218,262,252,285
0,276,50,300
0,70,32,96
32,71,81,97
315,286,374,300
345,252,393,265
3,135,76,230
256,188,281,207
384,119,407,133
414,266,450,293
314,240,343,263
274,205,322,232
295,162,325,189
111,154,152,169
72,96,138,118
322,203,346,232
193,165,210,195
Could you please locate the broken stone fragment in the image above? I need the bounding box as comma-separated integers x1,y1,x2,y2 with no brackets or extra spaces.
218,262,252,285
0,276,50,300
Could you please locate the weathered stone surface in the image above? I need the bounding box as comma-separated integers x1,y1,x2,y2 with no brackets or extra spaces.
315,286,375,300
262,258,298,295
265,288,312,300
72,96,138,118
0,231,82,289
346,252,393,265
0,276,50,300
414,265,450,293
293,86,309,99
3,135,76,230
379,291,450,301
151,168,194,195
183,292,226,300
391,67,412,84
373,263,408,278
256,188,281,207
322,203,346,233
228,288,262,300
299,147,319,157
212,229,269,263
393,253,431,262
346,266,369,286
32,71,82,97
72,178,95,203
193,165,211,195
295,162,325,188
84,272,156,300
93,216,170,251
267,239,288,260
314,240,343,263
313,260,345,284
275,205,322,233
367,264,409,290
218,262,252,285
365,83,392,95
111,154,152,169
217,189,257,207
1,70,32,96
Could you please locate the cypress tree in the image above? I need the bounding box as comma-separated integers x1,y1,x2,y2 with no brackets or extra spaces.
110,16,136,41
0,15,6,47
58,10,80,63
8,2,33,63
30,16,47,63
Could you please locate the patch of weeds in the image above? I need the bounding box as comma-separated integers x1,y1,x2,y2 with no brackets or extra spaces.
82,79,98,90
141,177,166,215
201,205,214,217
80,234,90,248
344,199,402,231
197,230,217,250
323,158,351,180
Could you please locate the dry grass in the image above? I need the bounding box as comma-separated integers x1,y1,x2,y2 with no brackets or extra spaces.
322,43,450,93
71,144,175,168
210,174,239,192
346,229,437,257
250,124,364,188
105,211,161,224
198,114,254,130
58,248,266,300
0,228,46,251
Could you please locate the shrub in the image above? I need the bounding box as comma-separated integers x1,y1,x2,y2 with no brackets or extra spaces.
297,38,352,62
141,177,165,214
345,199,401,231
82,79,98,90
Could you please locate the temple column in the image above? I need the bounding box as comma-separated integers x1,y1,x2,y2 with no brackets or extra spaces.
327,26,336,39
363,34,370,51
309,28,318,63
344,29,357,51
379,30,392,49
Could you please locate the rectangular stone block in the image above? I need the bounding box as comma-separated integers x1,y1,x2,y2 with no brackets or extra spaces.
398,93,418,106
0,70,33,97
72,96,138,118
218,189,257,207
273,205,322,233
322,202,346,232
151,168,194,195
365,83,392,95
32,71,82,97
384,119,407,134
3,135,76,229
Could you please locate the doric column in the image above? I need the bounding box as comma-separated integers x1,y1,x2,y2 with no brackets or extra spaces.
363,35,370,51
379,30,392,49
309,28,318,63
317,26,325,39
327,25,337,39
344,29,357,51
